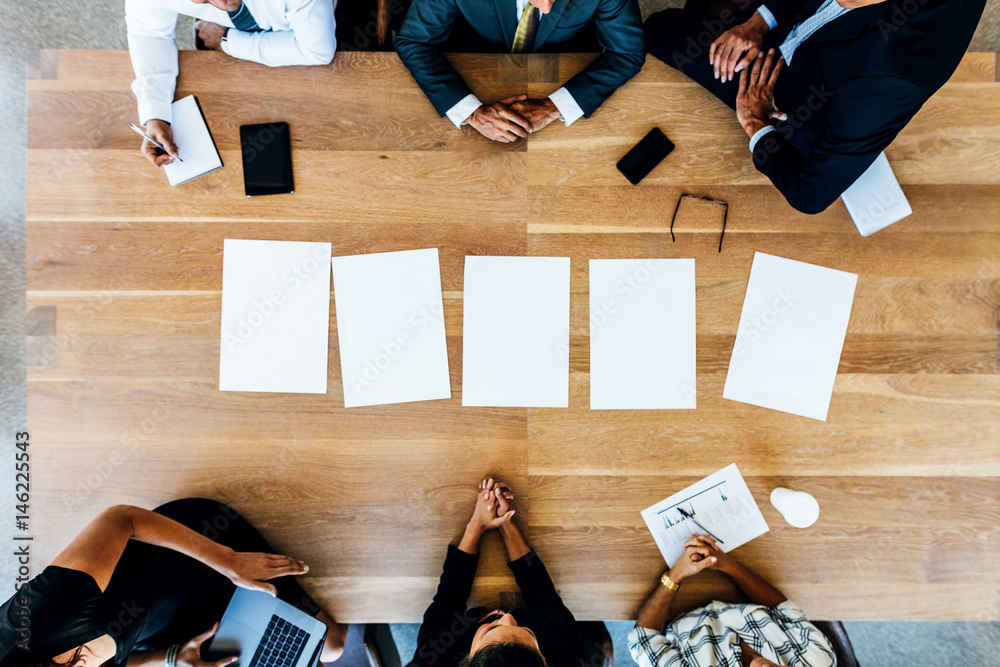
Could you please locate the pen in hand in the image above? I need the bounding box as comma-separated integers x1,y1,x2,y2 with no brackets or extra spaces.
678,507,724,544
129,123,182,162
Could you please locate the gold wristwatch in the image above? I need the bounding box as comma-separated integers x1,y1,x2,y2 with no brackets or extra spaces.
660,571,680,591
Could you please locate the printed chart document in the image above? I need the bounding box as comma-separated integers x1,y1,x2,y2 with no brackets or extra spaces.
590,259,696,409
331,248,451,408
462,256,570,407
219,239,331,394
841,152,911,236
163,95,223,186
723,252,857,421
641,464,769,566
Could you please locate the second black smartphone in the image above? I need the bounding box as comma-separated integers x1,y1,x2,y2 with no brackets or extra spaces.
616,127,675,185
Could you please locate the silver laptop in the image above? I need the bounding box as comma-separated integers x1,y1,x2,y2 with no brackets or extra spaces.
206,588,328,667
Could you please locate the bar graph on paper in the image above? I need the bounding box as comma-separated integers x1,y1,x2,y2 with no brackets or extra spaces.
641,463,769,566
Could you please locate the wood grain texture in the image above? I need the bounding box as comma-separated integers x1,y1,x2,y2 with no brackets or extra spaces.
26,50,1000,622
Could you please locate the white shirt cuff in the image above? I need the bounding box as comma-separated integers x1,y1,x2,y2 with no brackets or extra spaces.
548,87,584,126
137,99,174,126
446,94,483,128
222,28,250,59
749,125,775,152
756,5,778,30
220,33,232,56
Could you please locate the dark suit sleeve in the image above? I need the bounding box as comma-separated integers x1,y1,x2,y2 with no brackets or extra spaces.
396,0,474,117
751,75,925,214
413,545,479,667
561,0,645,117
507,551,578,640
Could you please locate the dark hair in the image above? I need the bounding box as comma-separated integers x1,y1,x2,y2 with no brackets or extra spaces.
18,646,86,667
457,641,547,667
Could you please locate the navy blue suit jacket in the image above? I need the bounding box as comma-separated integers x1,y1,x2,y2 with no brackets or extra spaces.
396,0,645,119
750,0,986,214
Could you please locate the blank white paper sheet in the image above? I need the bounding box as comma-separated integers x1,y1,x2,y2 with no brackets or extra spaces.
590,259,696,410
462,256,570,408
331,248,451,408
219,239,331,394
641,463,769,567
723,252,857,421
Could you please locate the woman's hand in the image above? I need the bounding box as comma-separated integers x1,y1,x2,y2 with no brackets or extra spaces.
666,537,719,584
483,478,515,517
178,623,238,667
470,478,515,532
223,550,309,596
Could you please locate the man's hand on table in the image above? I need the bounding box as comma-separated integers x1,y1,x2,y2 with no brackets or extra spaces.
737,49,786,138
195,20,229,50
710,11,769,84
466,95,533,143
141,118,180,167
508,98,561,133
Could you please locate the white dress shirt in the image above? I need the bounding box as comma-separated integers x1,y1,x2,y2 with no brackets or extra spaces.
126,0,337,124
444,0,585,128
748,1,852,152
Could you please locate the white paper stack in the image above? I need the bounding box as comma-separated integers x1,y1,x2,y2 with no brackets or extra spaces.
589,259,696,409
841,152,911,236
219,239,331,394
723,252,857,421
462,256,570,408
331,248,452,408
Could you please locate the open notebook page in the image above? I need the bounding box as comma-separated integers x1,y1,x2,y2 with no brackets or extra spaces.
163,95,223,186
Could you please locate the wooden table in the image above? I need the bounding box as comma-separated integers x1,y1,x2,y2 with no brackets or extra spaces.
25,50,1000,622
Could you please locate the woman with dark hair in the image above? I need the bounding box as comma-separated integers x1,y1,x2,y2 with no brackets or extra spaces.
0,499,347,667
408,478,581,667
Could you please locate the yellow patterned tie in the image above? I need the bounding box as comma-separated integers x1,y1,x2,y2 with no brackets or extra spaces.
511,3,539,53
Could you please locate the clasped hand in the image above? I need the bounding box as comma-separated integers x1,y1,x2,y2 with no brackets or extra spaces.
466,95,560,143
468,477,516,532
667,534,731,584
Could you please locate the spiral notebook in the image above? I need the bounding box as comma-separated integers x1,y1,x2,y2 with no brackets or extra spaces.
163,95,223,186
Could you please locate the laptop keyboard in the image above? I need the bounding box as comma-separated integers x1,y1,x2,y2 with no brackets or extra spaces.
250,615,309,667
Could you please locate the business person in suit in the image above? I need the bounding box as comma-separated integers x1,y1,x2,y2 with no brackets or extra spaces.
127,0,336,167
396,0,645,143
644,0,986,214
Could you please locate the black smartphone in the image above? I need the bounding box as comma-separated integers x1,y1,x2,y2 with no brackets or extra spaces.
240,122,294,197
617,127,675,185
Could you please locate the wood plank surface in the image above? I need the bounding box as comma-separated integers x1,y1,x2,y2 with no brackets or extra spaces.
26,50,1000,622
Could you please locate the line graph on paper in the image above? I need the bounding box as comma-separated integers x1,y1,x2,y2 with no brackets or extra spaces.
641,464,770,566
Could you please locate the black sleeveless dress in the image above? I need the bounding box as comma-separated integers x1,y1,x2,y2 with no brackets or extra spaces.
0,499,317,667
